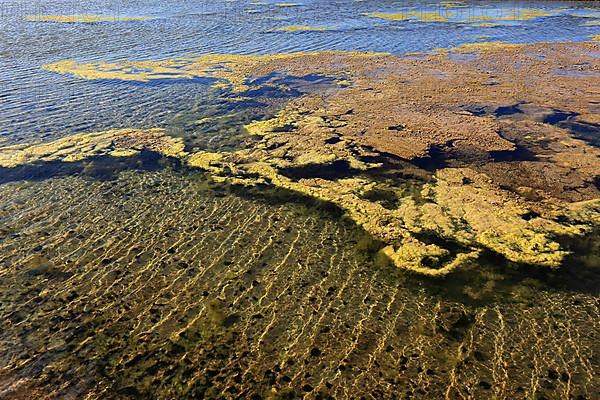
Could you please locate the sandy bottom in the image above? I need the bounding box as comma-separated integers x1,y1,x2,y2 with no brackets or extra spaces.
0,165,598,399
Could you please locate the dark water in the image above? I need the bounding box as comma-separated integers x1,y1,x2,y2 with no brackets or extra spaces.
0,1,599,399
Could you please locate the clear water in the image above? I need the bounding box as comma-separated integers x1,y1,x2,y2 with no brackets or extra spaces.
1,0,599,142
0,1,599,399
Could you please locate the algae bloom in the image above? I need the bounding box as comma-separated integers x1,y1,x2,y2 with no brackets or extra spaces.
273,26,330,32
25,15,153,23
1,2,600,398
0,128,185,168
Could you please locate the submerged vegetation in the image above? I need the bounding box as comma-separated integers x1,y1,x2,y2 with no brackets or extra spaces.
10,42,600,276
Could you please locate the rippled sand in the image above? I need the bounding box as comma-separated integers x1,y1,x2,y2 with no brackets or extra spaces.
0,164,598,399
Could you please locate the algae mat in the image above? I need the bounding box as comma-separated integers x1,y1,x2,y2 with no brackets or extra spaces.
30,43,600,276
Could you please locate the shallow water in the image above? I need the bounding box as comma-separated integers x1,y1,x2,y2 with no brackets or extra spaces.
0,1,599,399
1,0,600,142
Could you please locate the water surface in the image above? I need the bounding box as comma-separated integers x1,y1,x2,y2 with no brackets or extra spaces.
0,1,599,399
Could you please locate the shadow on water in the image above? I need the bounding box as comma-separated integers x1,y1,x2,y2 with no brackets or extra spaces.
0,150,181,185
0,149,598,306
210,169,600,304
247,72,339,93
556,119,600,148
462,102,600,149
277,159,359,181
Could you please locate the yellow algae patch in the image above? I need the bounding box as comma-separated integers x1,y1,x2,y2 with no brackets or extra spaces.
409,168,577,267
584,19,600,26
25,15,152,23
366,11,455,23
495,9,555,21
275,3,300,7
365,13,410,22
187,152,225,170
441,1,468,8
446,41,526,54
42,51,388,92
183,142,586,273
43,59,199,82
367,9,550,24
382,242,480,277
472,23,502,27
408,11,454,23
0,129,185,168
590,35,600,42
109,149,140,158
273,25,329,32
244,113,299,136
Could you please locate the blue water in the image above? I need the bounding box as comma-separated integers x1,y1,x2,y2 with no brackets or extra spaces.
0,0,599,142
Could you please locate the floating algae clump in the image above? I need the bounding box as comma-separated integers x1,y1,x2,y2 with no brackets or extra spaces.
367,9,553,24
438,41,526,54
365,13,410,22
402,168,586,267
25,15,152,23
273,25,329,32
42,51,387,92
366,12,453,23
0,128,185,168
495,9,555,21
